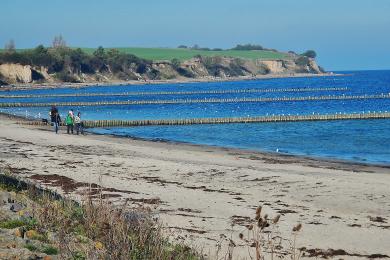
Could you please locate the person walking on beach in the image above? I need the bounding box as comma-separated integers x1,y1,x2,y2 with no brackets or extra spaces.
50,106,61,134
50,106,57,120
65,111,74,134
74,112,83,135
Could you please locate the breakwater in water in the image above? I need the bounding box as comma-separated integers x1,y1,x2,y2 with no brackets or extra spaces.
2,93,390,107
0,87,348,98
17,112,390,128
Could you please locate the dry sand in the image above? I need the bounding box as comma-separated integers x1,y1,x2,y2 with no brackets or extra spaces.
0,115,389,259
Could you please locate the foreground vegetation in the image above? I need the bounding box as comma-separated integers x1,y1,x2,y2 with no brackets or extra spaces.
0,171,201,259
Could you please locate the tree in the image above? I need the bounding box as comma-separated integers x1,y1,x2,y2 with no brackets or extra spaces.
29,45,52,67
192,44,200,50
52,35,66,48
4,39,16,52
231,44,263,51
91,46,106,71
93,46,106,60
301,50,317,59
0,43,154,81
177,45,188,49
107,48,120,58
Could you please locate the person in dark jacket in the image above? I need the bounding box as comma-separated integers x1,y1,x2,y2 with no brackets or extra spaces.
50,106,58,121
50,106,61,134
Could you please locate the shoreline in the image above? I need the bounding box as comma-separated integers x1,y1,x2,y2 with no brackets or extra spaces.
88,128,390,170
5,112,389,169
1,114,389,258
7,111,388,173
0,72,341,91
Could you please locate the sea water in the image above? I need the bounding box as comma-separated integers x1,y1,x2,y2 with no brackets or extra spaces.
1,70,390,165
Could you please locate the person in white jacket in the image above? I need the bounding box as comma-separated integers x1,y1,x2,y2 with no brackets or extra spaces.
74,112,83,135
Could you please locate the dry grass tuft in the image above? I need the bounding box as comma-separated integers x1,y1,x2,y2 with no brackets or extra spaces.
0,168,202,260
227,206,303,260
28,187,202,259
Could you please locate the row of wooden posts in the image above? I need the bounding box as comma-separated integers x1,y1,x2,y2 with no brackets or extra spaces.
0,87,348,99
1,93,390,107
17,112,390,128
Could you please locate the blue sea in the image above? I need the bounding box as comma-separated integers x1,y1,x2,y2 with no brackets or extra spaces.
1,70,390,165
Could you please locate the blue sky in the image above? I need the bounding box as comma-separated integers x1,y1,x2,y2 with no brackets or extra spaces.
1,0,389,71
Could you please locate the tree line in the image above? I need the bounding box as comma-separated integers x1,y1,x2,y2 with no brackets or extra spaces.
0,37,155,82
178,43,317,58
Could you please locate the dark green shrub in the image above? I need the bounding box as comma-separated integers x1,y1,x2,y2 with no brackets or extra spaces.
55,71,80,83
0,219,26,229
171,58,181,69
146,68,161,80
42,245,59,255
301,50,317,58
296,56,310,66
231,44,264,50
176,67,195,78
25,243,38,252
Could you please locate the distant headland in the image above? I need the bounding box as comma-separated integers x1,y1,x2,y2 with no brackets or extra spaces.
0,39,326,87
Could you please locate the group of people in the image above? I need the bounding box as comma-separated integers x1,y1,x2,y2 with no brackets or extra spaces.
49,106,84,135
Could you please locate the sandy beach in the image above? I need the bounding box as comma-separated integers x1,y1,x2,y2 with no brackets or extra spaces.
0,114,389,258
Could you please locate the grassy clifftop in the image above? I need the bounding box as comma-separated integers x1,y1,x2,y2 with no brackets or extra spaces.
1,47,291,61
80,47,290,61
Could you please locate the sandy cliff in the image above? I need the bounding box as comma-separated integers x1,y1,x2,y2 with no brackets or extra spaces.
164,56,323,80
0,64,33,83
0,64,50,84
0,56,324,85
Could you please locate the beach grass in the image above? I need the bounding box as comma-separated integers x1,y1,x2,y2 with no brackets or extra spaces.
0,171,203,260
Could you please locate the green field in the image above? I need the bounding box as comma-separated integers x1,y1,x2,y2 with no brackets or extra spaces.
80,47,290,61
0,47,290,61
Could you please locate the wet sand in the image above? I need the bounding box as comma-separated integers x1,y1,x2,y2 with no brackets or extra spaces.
0,114,389,258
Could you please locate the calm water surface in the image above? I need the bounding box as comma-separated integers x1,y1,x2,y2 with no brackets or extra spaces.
1,70,390,165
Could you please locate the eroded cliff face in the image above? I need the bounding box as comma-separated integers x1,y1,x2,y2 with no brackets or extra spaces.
0,64,50,84
0,56,324,85
179,56,323,79
0,64,33,83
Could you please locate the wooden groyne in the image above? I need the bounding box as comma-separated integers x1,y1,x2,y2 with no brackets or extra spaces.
0,87,348,99
1,93,390,107
17,112,390,128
